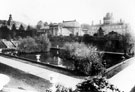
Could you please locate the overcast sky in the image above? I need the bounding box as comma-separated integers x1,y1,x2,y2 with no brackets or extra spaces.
0,0,135,30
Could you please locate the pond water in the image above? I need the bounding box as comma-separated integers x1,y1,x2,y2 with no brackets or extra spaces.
7,49,124,71
18,50,75,70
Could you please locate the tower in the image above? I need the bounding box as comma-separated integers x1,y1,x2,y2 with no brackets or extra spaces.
7,14,12,26
103,13,113,24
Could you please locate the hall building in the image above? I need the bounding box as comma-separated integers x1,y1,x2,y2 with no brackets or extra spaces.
39,20,84,36
87,13,129,36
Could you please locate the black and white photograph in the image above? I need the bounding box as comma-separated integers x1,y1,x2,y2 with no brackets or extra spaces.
0,0,135,92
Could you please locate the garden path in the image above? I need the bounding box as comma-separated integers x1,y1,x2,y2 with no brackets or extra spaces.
0,56,83,90
109,57,135,92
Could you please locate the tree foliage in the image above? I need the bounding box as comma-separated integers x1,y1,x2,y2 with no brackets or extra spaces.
76,77,123,92
97,27,104,37
82,31,134,57
18,36,39,53
48,77,122,92
36,20,44,30
35,34,51,52
19,24,25,31
0,25,11,40
62,42,105,75
82,34,91,44
18,35,51,53
104,31,134,56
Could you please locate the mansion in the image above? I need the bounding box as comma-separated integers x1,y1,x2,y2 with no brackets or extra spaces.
38,20,84,36
40,13,129,37
2,14,129,37
86,13,129,36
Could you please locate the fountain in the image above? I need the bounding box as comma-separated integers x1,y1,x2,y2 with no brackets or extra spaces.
36,54,41,62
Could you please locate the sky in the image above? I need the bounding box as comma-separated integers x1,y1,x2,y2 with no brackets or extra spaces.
0,0,135,33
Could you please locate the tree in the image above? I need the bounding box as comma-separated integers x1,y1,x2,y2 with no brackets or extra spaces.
18,35,51,53
36,20,44,30
121,33,134,56
11,24,16,31
104,31,134,56
97,27,104,37
0,25,11,40
11,24,17,38
62,42,105,75
35,34,51,52
26,25,37,37
19,24,25,31
18,36,39,53
26,25,32,37
82,34,91,44
18,24,25,37
26,25,31,31
94,33,98,36
44,22,48,26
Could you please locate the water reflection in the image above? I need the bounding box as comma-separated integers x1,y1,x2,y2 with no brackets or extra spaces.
19,50,75,70
15,48,125,71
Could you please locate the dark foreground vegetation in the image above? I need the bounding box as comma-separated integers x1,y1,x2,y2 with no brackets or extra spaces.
46,76,123,92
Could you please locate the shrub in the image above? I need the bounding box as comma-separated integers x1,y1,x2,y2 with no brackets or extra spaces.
55,84,73,92
63,42,79,55
82,34,91,44
91,62,105,76
76,76,123,92
62,42,105,76
48,77,122,92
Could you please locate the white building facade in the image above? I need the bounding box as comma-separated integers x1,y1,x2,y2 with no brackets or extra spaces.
88,13,129,36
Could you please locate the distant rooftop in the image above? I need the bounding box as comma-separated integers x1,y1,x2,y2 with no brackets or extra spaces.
62,20,80,28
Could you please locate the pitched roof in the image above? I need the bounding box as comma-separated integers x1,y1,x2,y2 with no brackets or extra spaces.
62,20,80,28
